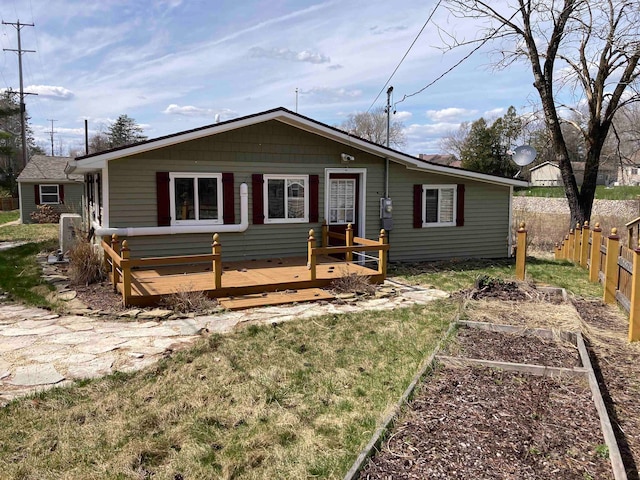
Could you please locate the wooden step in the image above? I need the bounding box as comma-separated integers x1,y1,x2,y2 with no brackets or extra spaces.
218,288,334,310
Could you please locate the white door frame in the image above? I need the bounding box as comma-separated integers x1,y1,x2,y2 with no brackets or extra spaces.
324,168,367,238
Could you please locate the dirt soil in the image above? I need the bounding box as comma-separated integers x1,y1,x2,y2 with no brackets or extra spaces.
360,280,640,480
360,365,612,480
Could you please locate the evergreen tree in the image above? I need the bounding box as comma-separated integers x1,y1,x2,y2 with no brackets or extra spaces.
107,114,147,148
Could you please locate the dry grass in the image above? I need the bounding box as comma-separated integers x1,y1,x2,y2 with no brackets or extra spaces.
329,269,376,295
0,300,456,479
67,235,106,286
161,283,218,313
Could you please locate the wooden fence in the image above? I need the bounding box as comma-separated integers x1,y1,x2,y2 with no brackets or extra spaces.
0,197,18,211
554,222,640,342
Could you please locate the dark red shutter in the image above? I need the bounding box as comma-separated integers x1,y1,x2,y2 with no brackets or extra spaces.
309,175,319,223
59,184,65,204
456,184,465,227
34,185,40,205
222,172,235,224
252,174,264,225
413,184,422,228
156,172,171,226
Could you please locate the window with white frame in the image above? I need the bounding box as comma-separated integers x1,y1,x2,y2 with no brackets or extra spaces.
40,184,60,204
422,185,456,227
170,173,222,224
264,175,308,223
328,178,355,224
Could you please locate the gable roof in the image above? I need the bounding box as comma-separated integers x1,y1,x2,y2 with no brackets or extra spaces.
529,161,559,172
17,155,83,183
68,107,527,187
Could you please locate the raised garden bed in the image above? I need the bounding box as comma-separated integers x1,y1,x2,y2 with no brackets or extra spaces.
349,321,625,479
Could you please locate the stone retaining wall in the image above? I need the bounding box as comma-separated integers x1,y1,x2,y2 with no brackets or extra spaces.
513,196,640,220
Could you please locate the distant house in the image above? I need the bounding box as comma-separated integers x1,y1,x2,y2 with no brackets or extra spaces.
617,152,640,186
16,155,84,223
530,160,617,187
529,161,561,186
66,107,527,262
418,154,462,168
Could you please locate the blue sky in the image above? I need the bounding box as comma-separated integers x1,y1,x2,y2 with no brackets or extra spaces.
0,0,537,157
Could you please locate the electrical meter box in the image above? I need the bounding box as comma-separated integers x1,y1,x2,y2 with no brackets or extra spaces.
59,213,82,254
380,198,393,231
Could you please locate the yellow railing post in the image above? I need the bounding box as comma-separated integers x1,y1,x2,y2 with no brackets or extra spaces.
515,222,527,281
580,221,589,267
212,233,222,290
322,220,329,248
629,242,640,342
120,240,132,306
554,242,562,260
346,223,354,262
307,229,316,281
567,229,575,261
573,223,581,263
562,234,569,259
589,223,602,283
110,234,120,292
603,228,620,305
378,229,387,276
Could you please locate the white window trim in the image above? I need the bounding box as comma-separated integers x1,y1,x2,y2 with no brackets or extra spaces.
169,172,223,226
39,184,60,205
327,177,357,226
422,184,457,228
324,168,367,238
263,174,309,224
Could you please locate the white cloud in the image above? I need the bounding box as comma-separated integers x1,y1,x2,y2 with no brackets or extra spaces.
26,85,75,100
369,25,409,35
483,107,506,118
163,104,237,120
394,110,412,122
299,87,362,103
249,47,330,64
426,108,478,122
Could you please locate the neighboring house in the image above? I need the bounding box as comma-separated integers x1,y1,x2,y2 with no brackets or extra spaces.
418,154,462,168
616,152,640,186
530,160,617,187
530,161,562,186
65,108,527,262
16,155,84,223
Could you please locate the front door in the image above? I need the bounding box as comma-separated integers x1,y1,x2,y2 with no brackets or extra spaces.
327,173,360,245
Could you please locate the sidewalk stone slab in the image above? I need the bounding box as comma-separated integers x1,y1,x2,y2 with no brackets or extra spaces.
10,364,65,386
65,357,114,379
0,336,37,353
2,325,70,337
75,338,127,354
138,309,173,320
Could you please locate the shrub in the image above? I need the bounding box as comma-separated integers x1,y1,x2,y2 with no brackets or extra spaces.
330,270,376,295
161,284,218,313
67,235,106,285
30,204,61,224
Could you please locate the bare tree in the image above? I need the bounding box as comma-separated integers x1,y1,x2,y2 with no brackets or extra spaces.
339,107,407,148
443,0,640,225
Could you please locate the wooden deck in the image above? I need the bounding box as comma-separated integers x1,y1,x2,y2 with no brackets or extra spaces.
120,256,382,307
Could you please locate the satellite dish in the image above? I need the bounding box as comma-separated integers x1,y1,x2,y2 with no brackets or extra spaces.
511,145,537,167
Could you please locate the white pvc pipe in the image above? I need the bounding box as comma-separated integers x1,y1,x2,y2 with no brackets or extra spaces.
94,183,249,237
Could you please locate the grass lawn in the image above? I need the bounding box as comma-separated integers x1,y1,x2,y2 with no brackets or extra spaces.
0,301,455,479
0,210,19,225
516,185,640,200
0,222,58,243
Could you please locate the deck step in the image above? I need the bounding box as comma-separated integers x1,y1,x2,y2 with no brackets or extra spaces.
218,288,334,311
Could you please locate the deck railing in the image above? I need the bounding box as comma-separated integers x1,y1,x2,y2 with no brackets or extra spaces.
307,223,389,281
554,222,640,342
101,234,223,305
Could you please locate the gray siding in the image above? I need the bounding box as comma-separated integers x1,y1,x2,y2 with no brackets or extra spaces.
387,162,511,261
107,120,385,259
19,182,84,224
105,120,512,261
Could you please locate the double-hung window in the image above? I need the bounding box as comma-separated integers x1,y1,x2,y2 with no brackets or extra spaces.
170,173,222,225
264,174,308,223
40,184,60,204
422,184,456,227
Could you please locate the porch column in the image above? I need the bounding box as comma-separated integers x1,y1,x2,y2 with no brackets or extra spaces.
307,229,317,281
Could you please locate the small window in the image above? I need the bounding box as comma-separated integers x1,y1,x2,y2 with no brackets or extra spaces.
422,185,456,227
169,173,222,225
631,168,638,175
40,184,60,204
264,175,308,223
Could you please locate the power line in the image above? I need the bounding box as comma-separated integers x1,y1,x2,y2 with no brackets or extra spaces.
366,0,442,113
47,118,57,156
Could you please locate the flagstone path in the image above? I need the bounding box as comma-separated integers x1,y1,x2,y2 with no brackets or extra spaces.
0,279,448,406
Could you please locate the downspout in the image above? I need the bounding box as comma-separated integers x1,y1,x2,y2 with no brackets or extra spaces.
508,185,514,256
93,183,249,237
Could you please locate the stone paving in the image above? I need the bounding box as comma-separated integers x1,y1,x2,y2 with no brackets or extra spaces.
0,279,448,406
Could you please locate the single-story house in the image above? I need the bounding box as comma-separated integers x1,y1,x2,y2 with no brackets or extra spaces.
616,152,640,186
530,160,617,187
65,108,527,263
16,155,84,223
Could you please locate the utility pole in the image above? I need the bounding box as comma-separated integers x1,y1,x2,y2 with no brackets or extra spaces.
3,20,35,168
47,119,57,156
